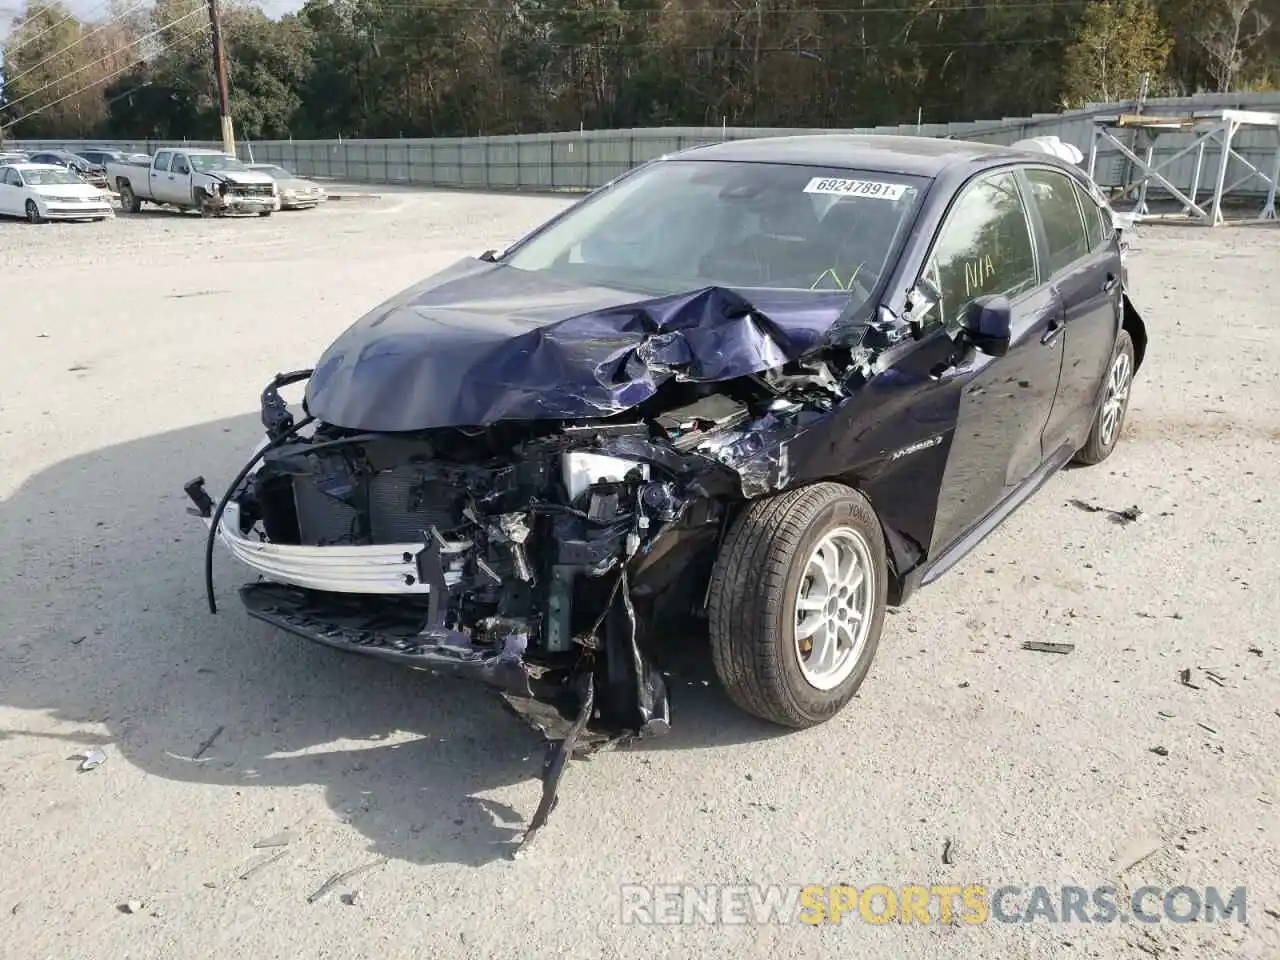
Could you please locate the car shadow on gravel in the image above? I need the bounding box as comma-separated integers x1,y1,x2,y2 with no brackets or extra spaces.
0,413,785,868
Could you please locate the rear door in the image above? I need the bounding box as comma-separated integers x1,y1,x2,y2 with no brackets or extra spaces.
922,167,1066,556
150,151,175,202
1022,166,1123,452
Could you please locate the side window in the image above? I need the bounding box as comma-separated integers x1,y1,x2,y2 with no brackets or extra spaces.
1025,168,1090,273
1072,179,1110,250
153,151,172,172
172,154,191,175
3,169,20,186
923,170,1038,330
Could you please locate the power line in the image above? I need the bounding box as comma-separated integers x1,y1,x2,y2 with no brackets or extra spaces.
4,0,152,90
1,21,210,131
2,4,205,114
2,1,61,32
3,0,113,56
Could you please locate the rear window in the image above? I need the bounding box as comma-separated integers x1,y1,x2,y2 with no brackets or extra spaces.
1025,168,1090,273
504,159,926,301
1072,179,1110,249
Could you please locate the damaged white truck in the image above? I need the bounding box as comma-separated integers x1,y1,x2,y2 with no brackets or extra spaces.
108,148,279,216
186,135,1147,850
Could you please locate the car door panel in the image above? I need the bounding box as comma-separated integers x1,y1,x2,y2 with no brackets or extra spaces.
1054,179,1126,450
914,168,1065,558
1043,251,1120,447
151,151,175,203
170,154,195,204
1018,166,1121,455
3,169,30,215
0,170,17,215
930,284,1064,554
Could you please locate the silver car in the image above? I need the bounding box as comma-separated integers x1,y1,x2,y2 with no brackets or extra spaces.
247,163,327,209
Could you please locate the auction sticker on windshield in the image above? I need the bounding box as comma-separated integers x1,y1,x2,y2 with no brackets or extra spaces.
803,177,907,200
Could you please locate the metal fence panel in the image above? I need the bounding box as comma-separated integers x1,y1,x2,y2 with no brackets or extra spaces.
10,91,1278,198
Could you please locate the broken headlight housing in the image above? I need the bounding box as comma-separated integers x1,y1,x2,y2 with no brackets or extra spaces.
560,451,650,503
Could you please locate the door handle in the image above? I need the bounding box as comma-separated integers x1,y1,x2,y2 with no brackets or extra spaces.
1040,317,1064,345
1102,273,1118,293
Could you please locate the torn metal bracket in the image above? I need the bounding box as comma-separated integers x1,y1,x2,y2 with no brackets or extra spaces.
513,670,596,858
415,536,450,631
260,368,314,440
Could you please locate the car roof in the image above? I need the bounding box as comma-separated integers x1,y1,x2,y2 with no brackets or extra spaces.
673,134,1031,178
4,162,69,171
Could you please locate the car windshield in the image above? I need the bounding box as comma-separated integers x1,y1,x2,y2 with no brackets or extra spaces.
503,159,924,298
259,166,292,180
189,154,250,173
22,168,83,185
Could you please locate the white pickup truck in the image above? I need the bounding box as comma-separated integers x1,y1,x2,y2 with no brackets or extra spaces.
107,148,279,216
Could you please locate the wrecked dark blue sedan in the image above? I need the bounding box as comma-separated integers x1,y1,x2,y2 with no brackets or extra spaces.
187,135,1145,838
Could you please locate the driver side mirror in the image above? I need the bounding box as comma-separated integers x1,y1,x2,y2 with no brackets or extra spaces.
959,295,1012,357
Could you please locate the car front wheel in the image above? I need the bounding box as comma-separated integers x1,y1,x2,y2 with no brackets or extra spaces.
1073,329,1135,465
707,482,888,728
25,200,44,224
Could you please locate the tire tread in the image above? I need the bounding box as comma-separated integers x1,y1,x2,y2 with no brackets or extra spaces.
708,482,879,728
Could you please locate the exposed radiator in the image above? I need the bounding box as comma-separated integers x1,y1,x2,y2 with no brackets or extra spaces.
369,470,461,543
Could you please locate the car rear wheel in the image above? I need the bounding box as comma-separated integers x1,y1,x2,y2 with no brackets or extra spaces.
25,200,43,224
1073,329,1135,466
707,482,887,728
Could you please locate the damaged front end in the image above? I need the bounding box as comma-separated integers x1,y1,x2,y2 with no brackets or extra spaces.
186,260,904,851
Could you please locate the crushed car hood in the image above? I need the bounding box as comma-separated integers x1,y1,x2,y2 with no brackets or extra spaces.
305,257,857,431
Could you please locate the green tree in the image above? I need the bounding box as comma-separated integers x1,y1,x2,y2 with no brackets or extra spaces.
0,2,137,137
1197,0,1272,92
1062,0,1173,105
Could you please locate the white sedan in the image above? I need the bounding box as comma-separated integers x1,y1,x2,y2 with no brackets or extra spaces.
0,163,115,223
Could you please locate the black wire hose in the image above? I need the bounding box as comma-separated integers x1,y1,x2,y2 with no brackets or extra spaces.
204,414,316,614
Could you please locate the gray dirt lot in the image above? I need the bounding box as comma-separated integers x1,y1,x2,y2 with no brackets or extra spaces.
0,191,1277,959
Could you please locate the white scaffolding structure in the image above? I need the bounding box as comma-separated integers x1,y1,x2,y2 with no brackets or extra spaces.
1086,109,1280,225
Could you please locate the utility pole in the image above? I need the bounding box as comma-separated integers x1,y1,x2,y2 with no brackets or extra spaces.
207,0,236,156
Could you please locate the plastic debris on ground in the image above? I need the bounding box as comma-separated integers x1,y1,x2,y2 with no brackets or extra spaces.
73,749,107,772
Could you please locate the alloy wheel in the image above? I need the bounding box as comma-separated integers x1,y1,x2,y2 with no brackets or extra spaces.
793,526,876,691
1099,351,1132,447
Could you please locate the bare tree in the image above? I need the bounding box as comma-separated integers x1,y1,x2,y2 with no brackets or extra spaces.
1198,0,1272,92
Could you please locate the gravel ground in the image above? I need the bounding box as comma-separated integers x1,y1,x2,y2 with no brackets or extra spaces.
0,192,1278,959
